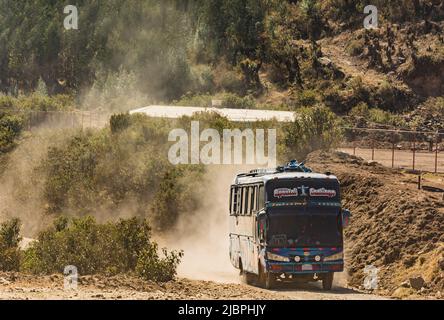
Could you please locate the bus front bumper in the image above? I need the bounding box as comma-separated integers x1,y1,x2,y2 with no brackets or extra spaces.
266,261,344,274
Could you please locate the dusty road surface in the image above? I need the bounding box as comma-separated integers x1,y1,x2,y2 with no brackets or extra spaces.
0,273,386,300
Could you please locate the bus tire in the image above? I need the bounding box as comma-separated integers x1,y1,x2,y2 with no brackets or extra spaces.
322,272,334,291
242,272,257,285
239,260,256,285
259,264,276,289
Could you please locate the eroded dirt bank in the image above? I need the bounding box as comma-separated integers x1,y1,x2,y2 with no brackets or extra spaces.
306,151,444,299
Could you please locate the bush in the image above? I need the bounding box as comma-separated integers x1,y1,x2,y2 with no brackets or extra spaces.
322,85,347,113
368,108,406,127
348,77,370,103
349,102,370,119
0,94,74,112
283,105,343,159
110,113,131,134
221,93,255,109
41,115,204,230
374,81,398,111
22,216,182,281
0,113,24,153
136,244,183,282
216,69,245,94
174,93,213,107
346,39,365,56
295,89,320,108
0,218,22,271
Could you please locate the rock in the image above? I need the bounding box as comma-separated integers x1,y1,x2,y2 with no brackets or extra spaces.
400,280,411,288
403,255,417,268
438,258,444,271
318,57,332,66
392,286,415,299
409,276,425,290
0,277,11,285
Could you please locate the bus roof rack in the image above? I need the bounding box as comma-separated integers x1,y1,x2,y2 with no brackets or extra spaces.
276,160,312,173
236,168,277,178
236,160,312,179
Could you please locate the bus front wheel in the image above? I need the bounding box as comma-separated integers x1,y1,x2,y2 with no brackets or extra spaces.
322,272,334,291
241,272,257,285
258,265,276,289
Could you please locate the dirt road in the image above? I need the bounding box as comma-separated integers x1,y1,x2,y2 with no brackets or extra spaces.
0,273,386,300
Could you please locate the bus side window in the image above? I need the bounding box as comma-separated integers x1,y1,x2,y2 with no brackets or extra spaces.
258,185,264,210
242,187,248,215
236,187,243,215
250,186,256,214
255,186,259,211
247,187,252,215
230,187,236,215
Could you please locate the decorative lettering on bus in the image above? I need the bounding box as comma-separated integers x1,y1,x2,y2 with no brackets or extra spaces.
273,188,298,198
273,187,337,199
309,188,337,198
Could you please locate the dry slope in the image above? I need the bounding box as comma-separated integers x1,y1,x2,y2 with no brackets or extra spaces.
306,151,444,299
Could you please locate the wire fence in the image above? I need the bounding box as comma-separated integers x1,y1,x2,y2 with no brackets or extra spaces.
340,127,444,173
0,109,111,131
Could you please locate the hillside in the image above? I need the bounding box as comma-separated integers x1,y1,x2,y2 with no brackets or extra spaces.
0,1,443,125
307,151,444,298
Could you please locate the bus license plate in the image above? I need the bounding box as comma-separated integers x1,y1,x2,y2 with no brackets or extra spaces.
302,264,313,271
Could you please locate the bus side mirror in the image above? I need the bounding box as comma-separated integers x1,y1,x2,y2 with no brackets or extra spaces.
342,209,351,228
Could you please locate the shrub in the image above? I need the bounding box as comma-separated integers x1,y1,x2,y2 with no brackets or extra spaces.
221,93,255,109
0,218,22,271
349,102,370,119
136,244,183,282
322,85,347,113
22,216,182,281
0,94,74,112
368,108,406,127
375,81,397,111
295,89,319,108
41,115,204,230
283,105,343,159
0,113,24,153
346,39,365,56
190,65,215,94
174,93,213,107
216,69,245,94
110,113,131,134
348,77,370,103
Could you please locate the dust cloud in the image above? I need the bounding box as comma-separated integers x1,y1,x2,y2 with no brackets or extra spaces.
159,165,256,284
0,125,75,236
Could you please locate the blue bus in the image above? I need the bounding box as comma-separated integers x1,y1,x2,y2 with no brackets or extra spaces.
229,161,351,290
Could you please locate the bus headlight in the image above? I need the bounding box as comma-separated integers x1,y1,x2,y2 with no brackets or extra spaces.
266,252,290,262
323,252,344,262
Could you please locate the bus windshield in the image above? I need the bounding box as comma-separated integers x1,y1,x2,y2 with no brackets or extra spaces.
267,212,343,248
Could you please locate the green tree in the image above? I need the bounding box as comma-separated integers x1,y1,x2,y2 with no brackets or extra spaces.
283,105,343,159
